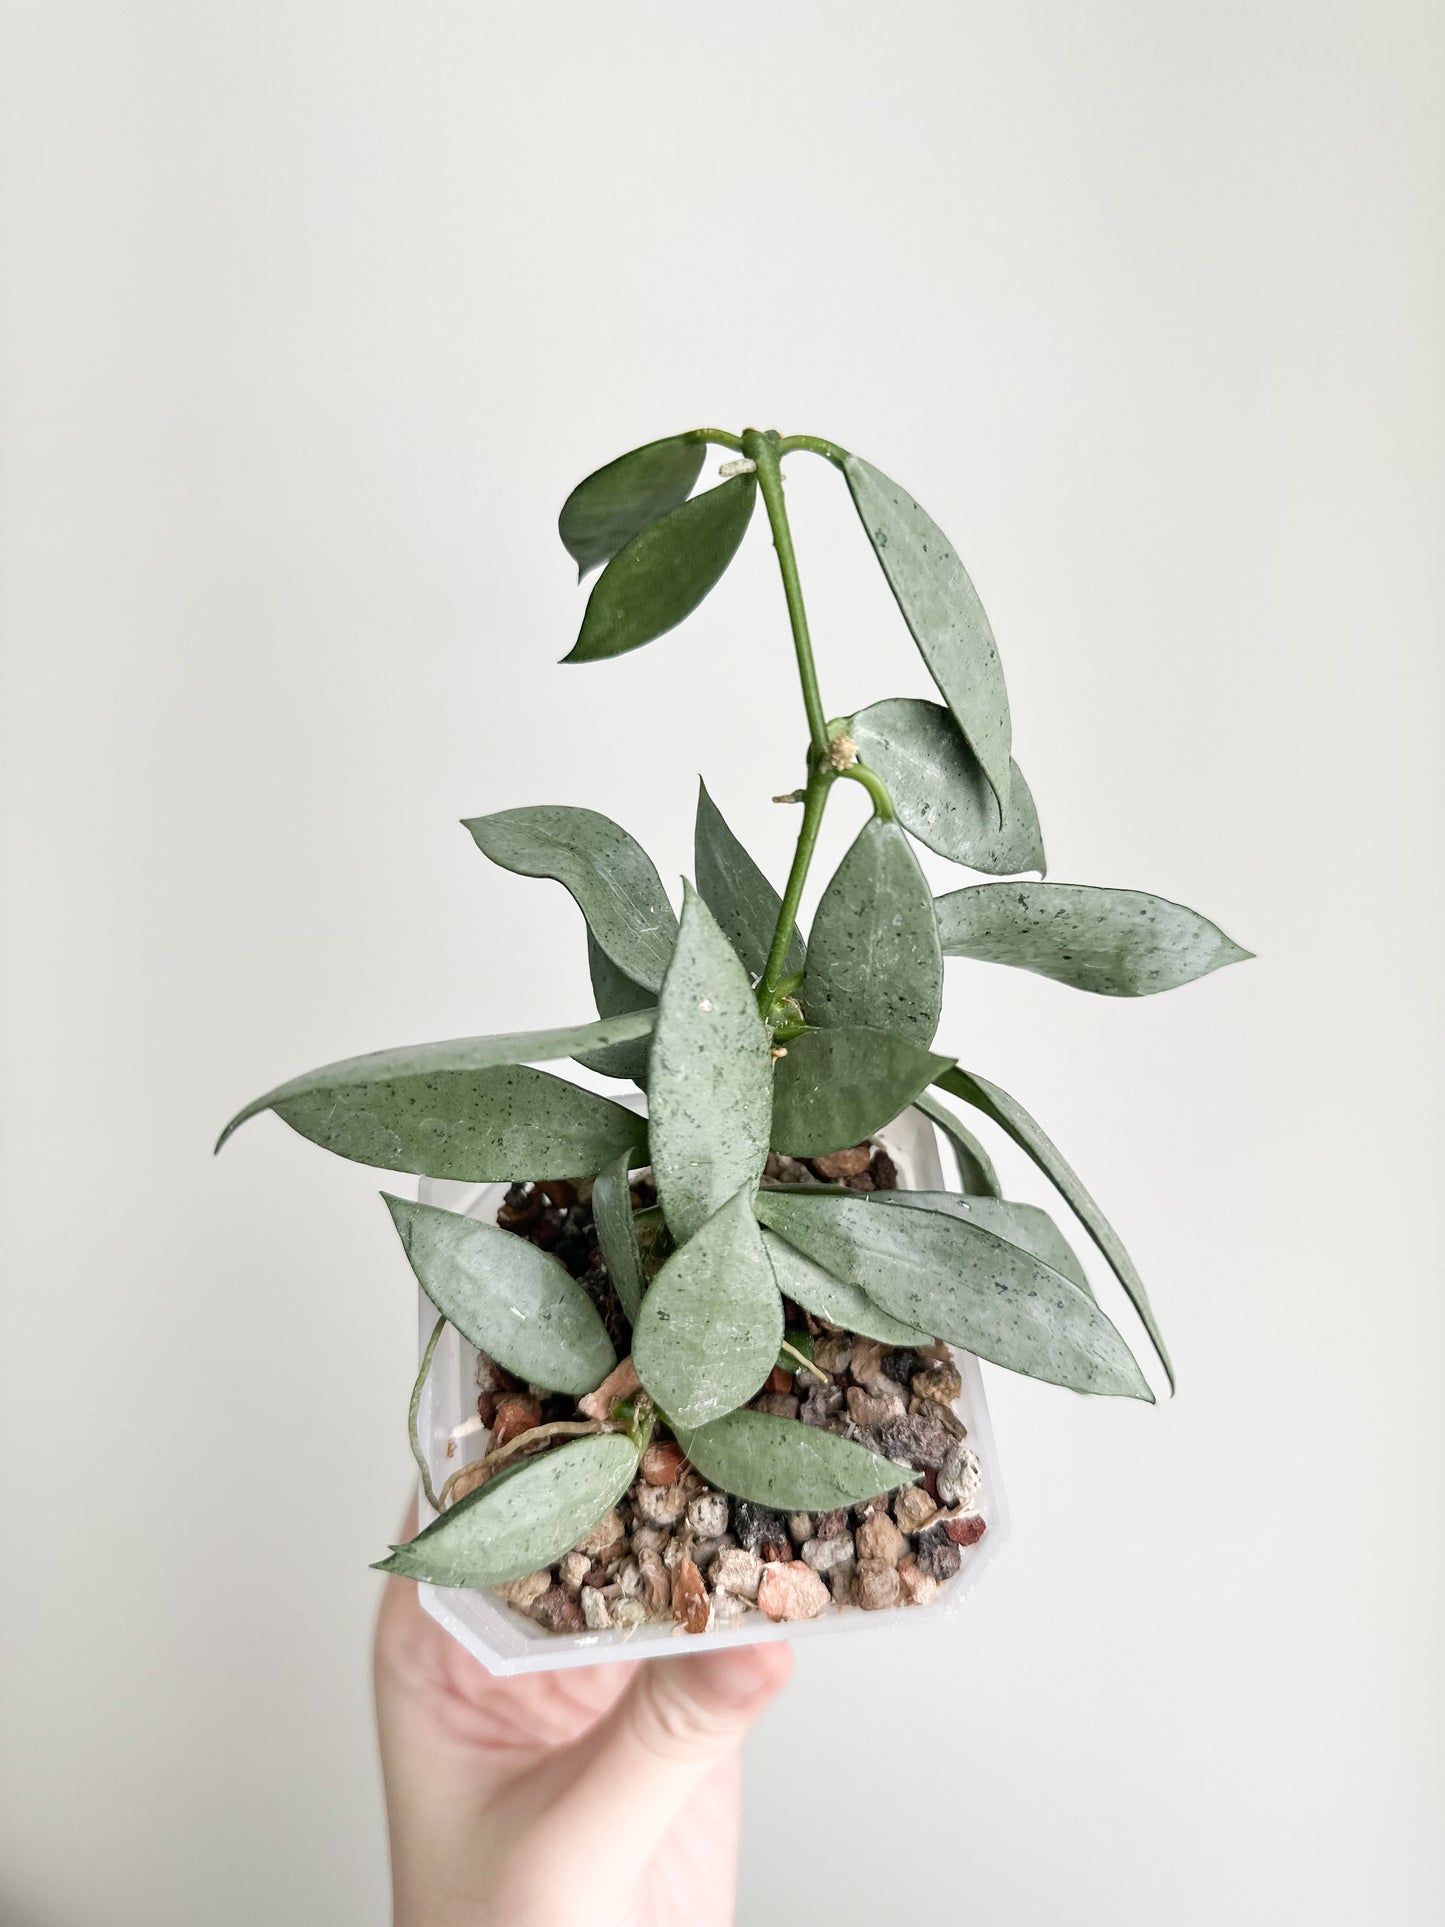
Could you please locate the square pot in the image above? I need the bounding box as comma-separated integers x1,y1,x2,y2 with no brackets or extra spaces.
412,1107,1010,1675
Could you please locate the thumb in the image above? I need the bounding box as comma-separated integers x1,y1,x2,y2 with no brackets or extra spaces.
531,1641,793,1870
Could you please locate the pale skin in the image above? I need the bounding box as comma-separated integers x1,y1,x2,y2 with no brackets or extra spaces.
374,1507,794,1927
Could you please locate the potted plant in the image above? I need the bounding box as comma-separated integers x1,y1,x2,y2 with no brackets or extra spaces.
218,423,1249,1668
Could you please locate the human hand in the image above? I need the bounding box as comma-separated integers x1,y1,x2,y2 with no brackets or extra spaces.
374,1509,793,1927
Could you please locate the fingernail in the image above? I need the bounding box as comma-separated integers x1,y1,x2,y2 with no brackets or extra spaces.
691,1641,790,1707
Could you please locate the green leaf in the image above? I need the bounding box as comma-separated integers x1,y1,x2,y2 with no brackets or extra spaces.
383,1195,616,1394
873,1190,1091,1295
375,1433,640,1587
762,1227,930,1347
591,1148,647,1325
559,434,706,579
564,473,757,664
936,1066,1172,1391
678,1408,917,1511
694,779,804,982
463,805,677,994
577,932,654,1084
802,818,942,1045
847,699,1044,875
934,881,1253,997
216,1012,654,1166
842,455,1013,819
648,882,772,1242
770,1027,953,1157
632,1188,782,1430
912,1089,1002,1198
755,1189,1151,1401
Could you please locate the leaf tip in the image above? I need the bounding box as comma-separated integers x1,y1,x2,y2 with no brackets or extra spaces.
213,1106,258,1155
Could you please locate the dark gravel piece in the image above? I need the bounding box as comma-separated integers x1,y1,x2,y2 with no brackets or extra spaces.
733,1500,792,1562
882,1347,924,1387
913,1526,963,1584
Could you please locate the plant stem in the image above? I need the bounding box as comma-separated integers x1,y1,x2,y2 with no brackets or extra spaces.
747,426,899,1014
691,426,745,452
757,763,832,1009
839,761,896,820
410,1315,447,1513
777,432,849,464
744,429,829,755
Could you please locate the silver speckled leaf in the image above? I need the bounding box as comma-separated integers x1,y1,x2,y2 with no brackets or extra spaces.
383,1194,616,1393
912,1089,1002,1198
847,698,1044,875
762,1226,930,1347
802,818,942,1046
755,1189,1150,1400
873,1189,1092,1296
678,1408,917,1511
375,1433,640,1587
770,1026,952,1157
648,882,772,1242
578,931,654,1084
694,779,804,983
843,455,1012,819
463,805,677,994
632,1188,782,1430
936,1066,1173,1391
935,881,1252,996
217,1014,653,1177
590,1148,647,1325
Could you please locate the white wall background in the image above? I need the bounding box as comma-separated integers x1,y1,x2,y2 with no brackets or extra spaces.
2,5,1441,1922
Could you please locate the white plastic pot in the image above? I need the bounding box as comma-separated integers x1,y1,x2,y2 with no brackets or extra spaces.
412,1106,1010,1676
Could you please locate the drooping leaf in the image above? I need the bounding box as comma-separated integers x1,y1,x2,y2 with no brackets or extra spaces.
648,882,772,1242
590,1148,647,1326
770,1026,953,1157
678,1408,917,1511
935,1066,1172,1391
802,818,942,1045
216,1013,654,1169
694,779,804,983
559,434,706,579
762,1226,930,1346
375,1433,640,1587
577,932,654,1084
564,473,757,664
755,1189,1151,1400
383,1195,616,1394
632,1188,782,1429
873,1190,1091,1295
912,1089,1002,1198
934,881,1253,997
463,805,677,993
847,698,1044,875
842,455,1012,819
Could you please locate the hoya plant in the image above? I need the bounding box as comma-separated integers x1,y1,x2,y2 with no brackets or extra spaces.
219,424,1248,1607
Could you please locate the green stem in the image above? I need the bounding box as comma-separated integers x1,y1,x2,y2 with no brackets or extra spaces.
691,426,745,452
778,433,849,464
839,761,896,820
757,764,832,1009
747,427,898,1013
744,429,829,755
410,1315,447,1513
